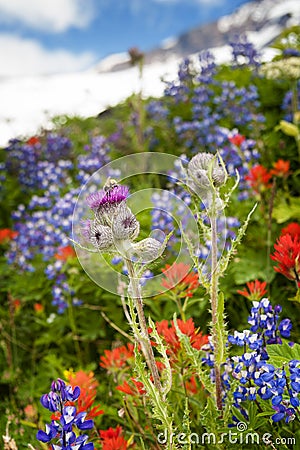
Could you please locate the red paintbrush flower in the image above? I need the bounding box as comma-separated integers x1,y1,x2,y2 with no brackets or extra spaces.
229,134,246,147
237,280,267,301
34,303,44,313
185,376,198,394
281,222,300,239
54,245,76,261
271,234,300,283
13,299,21,312
100,343,134,372
116,378,146,396
245,165,272,193
155,318,208,357
161,262,199,298
27,136,40,146
65,370,104,419
100,426,129,450
270,159,290,178
0,228,18,244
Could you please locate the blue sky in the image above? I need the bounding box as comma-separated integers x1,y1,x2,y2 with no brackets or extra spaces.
0,0,250,76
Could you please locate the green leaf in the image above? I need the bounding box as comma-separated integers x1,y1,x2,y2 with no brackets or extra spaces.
267,342,300,368
200,397,221,434
273,196,300,223
288,288,300,303
230,248,275,284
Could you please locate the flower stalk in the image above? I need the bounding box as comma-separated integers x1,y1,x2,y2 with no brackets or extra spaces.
209,209,223,412
125,257,162,393
187,152,228,412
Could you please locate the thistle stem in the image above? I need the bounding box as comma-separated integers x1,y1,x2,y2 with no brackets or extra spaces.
210,212,223,412
125,258,162,393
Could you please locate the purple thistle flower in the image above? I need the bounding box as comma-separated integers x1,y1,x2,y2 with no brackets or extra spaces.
86,185,129,210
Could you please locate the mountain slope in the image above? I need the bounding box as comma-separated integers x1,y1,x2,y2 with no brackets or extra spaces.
0,0,299,147
97,0,300,72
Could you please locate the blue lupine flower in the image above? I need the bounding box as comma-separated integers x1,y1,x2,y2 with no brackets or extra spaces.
37,379,94,449
272,404,295,424
278,318,292,338
3,132,115,312
36,423,59,443
217,299,300,425
272,404,286,422
230,34,261,67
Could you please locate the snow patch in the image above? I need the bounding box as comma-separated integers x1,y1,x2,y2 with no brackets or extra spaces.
267,0,300,22
246,24,283,49
96,52,130,72
161,36,178,50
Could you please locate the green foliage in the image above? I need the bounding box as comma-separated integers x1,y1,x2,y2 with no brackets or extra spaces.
268,342,300,367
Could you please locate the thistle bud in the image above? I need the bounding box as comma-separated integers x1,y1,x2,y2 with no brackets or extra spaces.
112,203,140,240
189,152,214,171
89,221,114,251
212,166,227,187
131,237,164,263
188,152,226,188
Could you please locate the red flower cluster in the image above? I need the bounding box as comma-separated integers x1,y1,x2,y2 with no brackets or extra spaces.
12,298,21,312
100,343,134,372
270,159,290,178
245,165,272,193
155,318,208,356
34,303,44,313
229,134,246,147
66,370,104,419
0,228,18,244
271,234,300,283
185,375,198,394
237,280,267,301
281,222,300,239
54,245,76,261
100,426,129,450
27,136,40,146
116,378,146,396
246,159,291,193
161,262,199,298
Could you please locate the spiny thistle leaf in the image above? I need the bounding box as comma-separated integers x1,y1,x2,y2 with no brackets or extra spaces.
68,237,99,253
148,317,172,397
181,398,192,450
133,346,176,445
179,223,210,289
223,169,240,207
218,203,257,276
200,397,220,435
173,314,214,395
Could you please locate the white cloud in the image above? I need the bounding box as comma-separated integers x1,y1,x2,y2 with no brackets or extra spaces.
0,34,95,76
0,0,94,32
